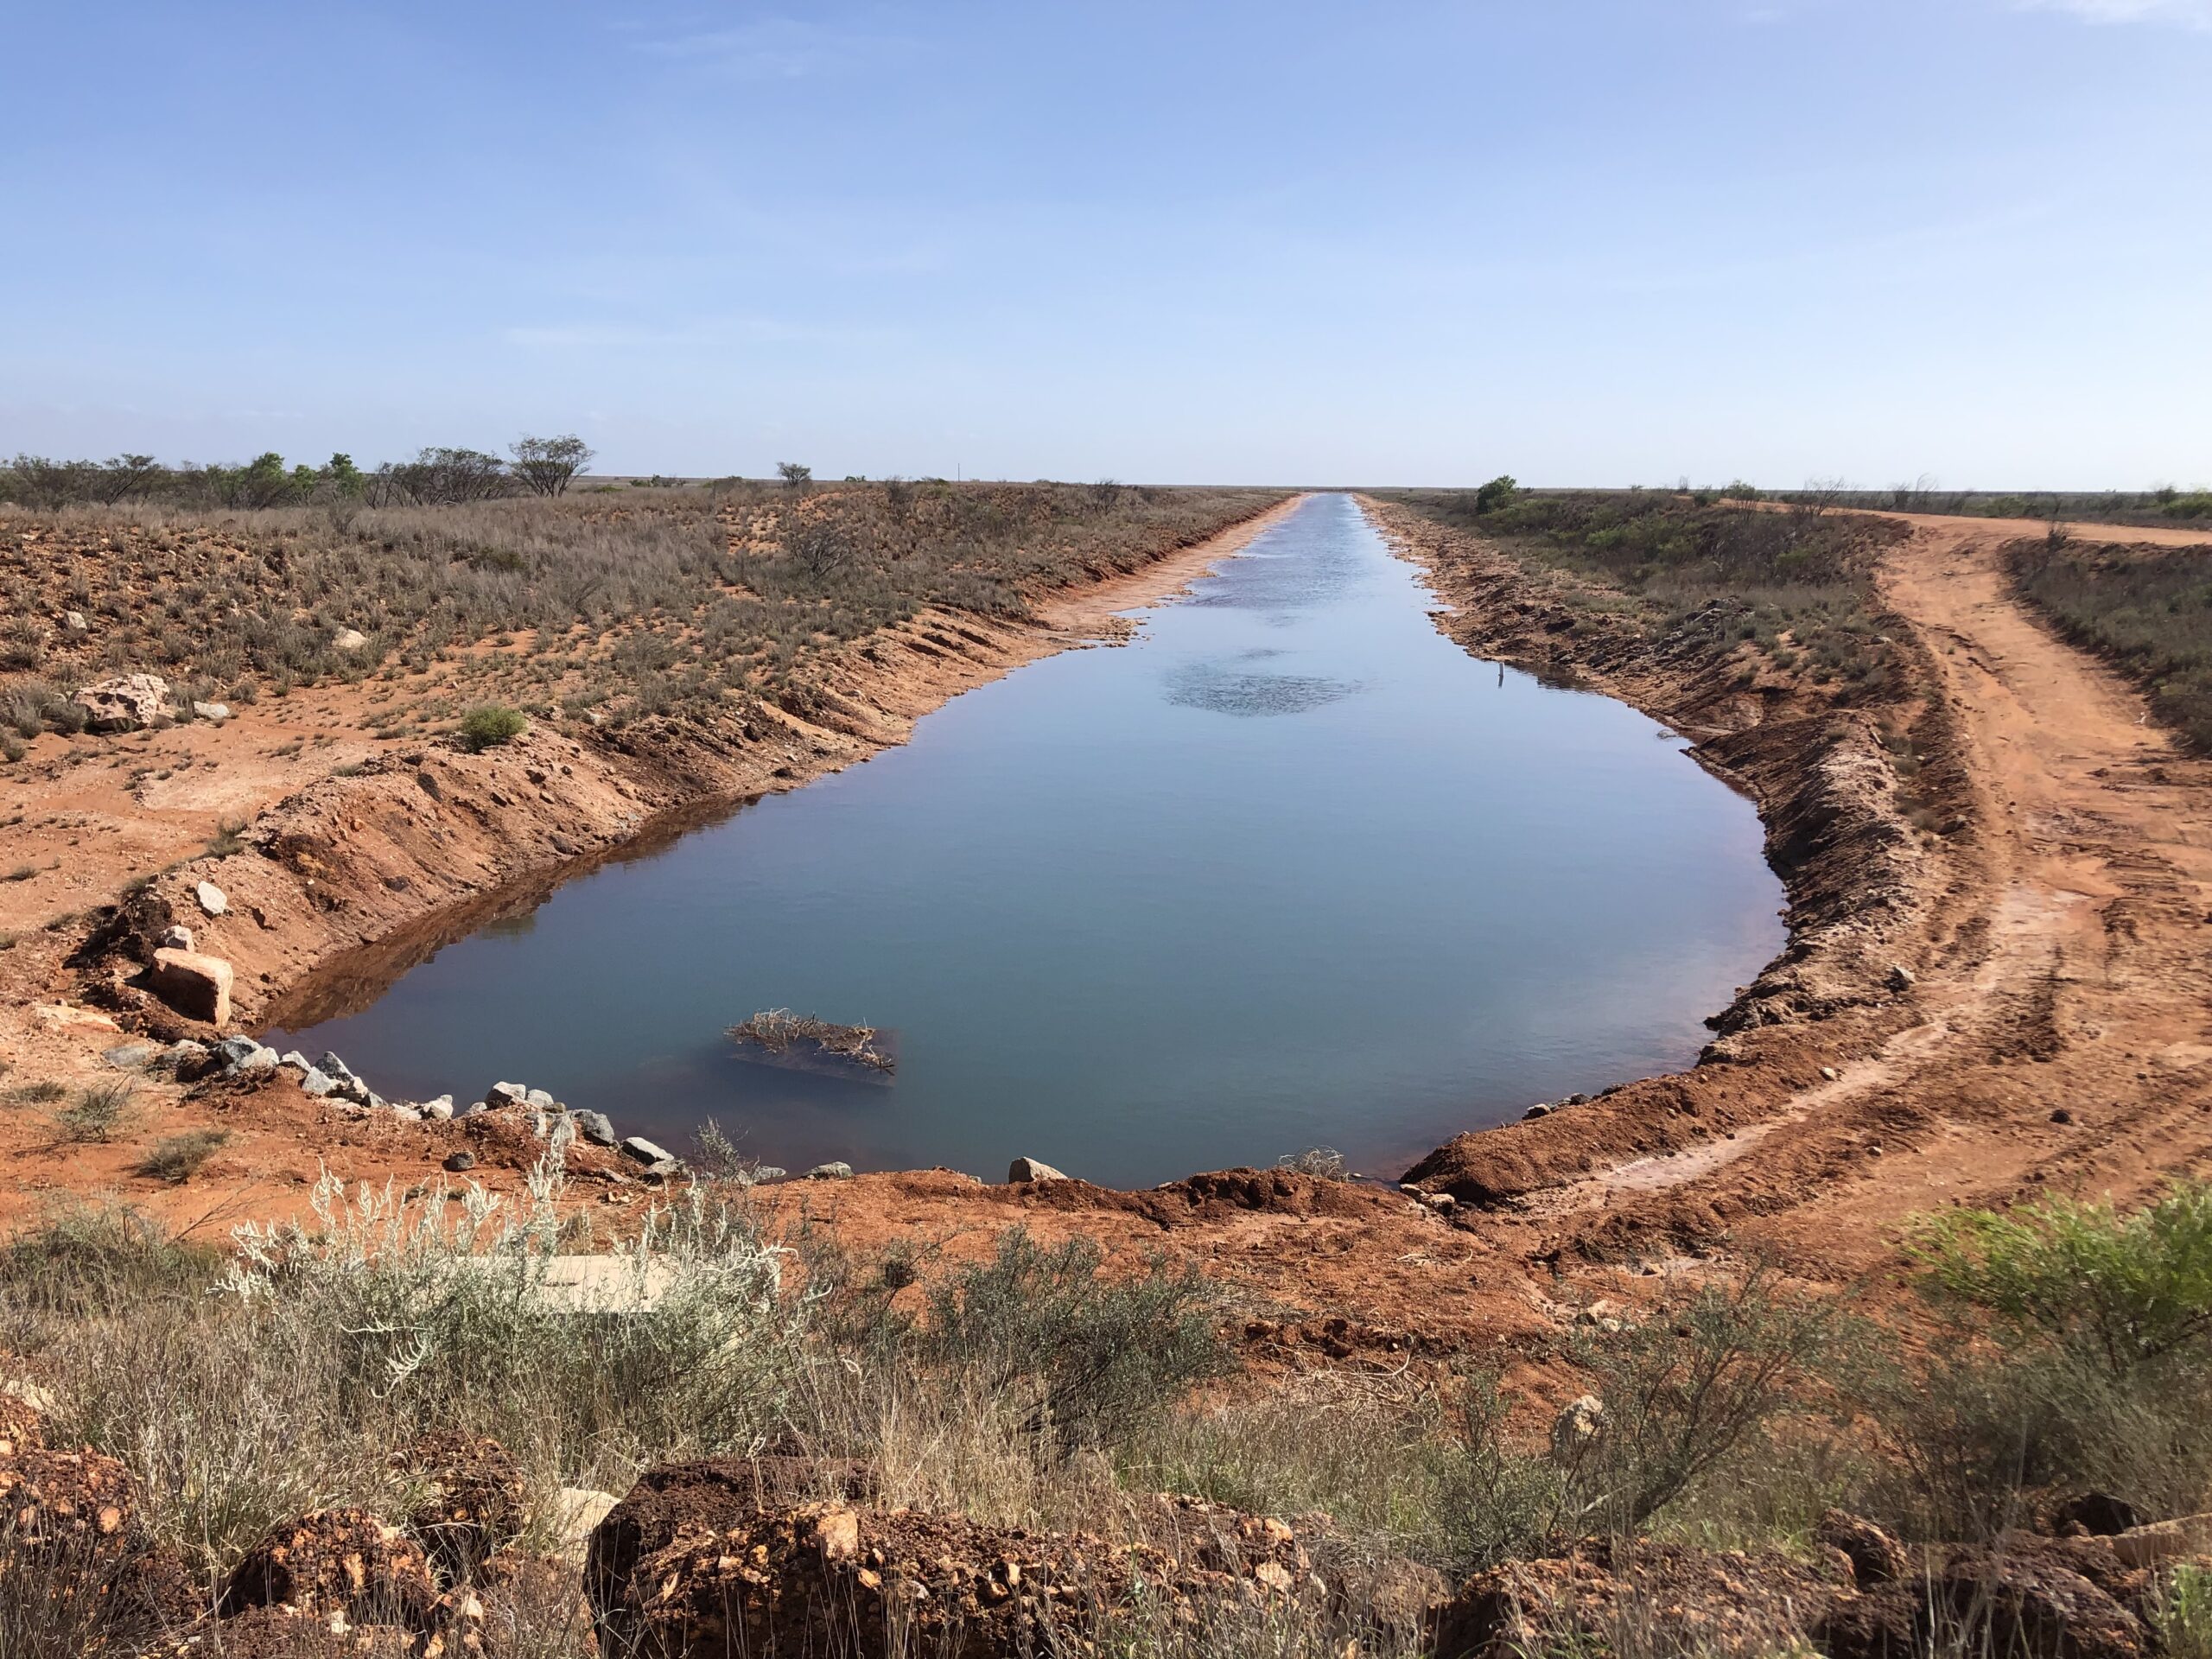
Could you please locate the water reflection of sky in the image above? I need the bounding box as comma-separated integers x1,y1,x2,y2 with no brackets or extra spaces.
273,495,1785,1187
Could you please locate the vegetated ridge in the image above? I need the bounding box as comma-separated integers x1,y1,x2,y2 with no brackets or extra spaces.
2009,526,2212,754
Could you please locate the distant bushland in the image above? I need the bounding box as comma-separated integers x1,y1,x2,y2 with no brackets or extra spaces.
0,437,594,512
1762,480,2212,528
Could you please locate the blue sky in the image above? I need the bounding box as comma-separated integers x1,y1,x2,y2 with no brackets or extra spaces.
3,1,2207,486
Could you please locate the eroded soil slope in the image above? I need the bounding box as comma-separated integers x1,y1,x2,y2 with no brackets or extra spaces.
1381,499,2212,1287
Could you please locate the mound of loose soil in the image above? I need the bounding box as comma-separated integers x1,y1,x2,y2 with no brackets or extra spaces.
1432,1528,2182,1659
0,1446,139,1548
592,1500,1319,1659
587,1456,1443,1658
219,1509,439,1630
584,1454,874,1609
1437,1538,1853,1659
1813,1536,2159,1659
398,1432,526,1578
1011,1166,1387,1226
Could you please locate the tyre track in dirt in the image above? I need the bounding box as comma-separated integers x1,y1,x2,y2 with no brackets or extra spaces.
1497,509,2212,1280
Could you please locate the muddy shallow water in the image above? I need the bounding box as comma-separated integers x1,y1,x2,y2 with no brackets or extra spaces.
270,494,1784,1185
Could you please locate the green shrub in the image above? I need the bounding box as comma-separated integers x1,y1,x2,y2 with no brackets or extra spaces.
456,702,527,751
1859,1184,2212,1538
1446,1368,1572,1568
1556,1266,1845,1535
2159,1562,2212,1659
912,1229,1228,1455
1146,1268,1847,1575
1907,1180,2212,1375
1869,1341,2212,1540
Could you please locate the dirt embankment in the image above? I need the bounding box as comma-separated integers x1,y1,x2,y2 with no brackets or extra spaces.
0,496,1305,1230
1368,497,2212,1286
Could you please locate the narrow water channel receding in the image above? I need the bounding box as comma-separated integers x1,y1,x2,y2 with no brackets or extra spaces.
270,495,1785,1185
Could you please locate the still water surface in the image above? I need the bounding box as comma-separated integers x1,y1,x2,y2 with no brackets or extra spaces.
273,495,1783,1185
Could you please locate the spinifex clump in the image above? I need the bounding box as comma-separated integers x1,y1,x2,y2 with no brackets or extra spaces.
728,1009,896,1079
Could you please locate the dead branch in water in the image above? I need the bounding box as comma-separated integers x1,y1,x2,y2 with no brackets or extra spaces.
728,1008,895,1074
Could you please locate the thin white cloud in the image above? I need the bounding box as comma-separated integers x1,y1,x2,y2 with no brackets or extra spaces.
1733,0,1830,22
503,315,898,353
630,17,915,79
2012,0,2212,27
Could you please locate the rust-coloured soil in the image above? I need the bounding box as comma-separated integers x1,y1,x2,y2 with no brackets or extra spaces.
5,493,2210,1373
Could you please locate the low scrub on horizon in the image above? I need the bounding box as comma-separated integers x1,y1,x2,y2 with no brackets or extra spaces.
1800,481,2212,526
0,439,594,512
1610,479,2212,528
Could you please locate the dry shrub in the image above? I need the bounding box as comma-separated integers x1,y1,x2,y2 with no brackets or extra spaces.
135,1128,232,1183
53,1081,137,1144
0,480,1282,740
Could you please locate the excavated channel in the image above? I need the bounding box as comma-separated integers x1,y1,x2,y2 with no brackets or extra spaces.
269,494,1783,1185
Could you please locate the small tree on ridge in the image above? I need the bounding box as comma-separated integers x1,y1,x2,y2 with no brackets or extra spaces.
510,434,594,497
